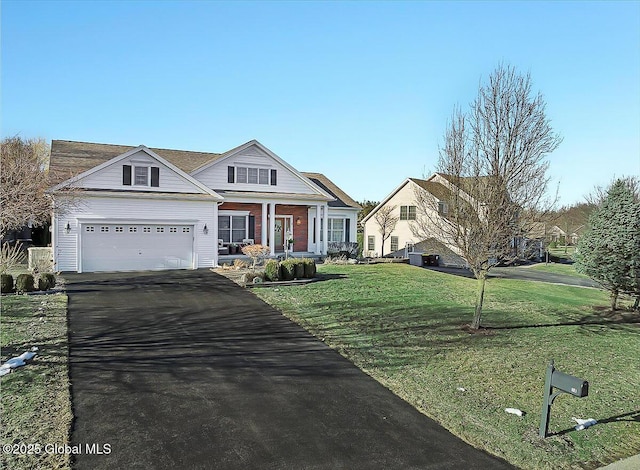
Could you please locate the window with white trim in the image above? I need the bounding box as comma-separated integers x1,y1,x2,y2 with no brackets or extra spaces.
367,235,375,251
327,218,345,243
400,206,417,220
218,215,248,243
134,166,149,186
390,236,399,252
234,166,272,185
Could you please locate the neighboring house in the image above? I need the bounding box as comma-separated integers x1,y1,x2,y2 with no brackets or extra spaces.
544,224,584,245
363,173,549,266
361,174,467,267
547,225,567,243
49,140,360,273
569,225,585,245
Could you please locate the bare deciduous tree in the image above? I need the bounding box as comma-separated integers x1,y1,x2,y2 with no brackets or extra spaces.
412,64,562,329
1,136,80,246
1,137,52,238
374,205,399,257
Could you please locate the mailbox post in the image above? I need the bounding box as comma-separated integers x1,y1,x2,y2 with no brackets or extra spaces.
539,360,589,438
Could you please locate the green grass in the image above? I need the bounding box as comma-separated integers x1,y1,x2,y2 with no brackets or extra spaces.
529,262,590,279
547,246,576,261
254,263,639,470
1,294,72,470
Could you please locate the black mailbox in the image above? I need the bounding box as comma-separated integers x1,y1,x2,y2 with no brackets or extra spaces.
551,370,589,398
539,360,589,437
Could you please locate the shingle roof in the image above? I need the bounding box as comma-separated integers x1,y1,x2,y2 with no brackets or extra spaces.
408,178,452,202
301,172,362,209
49,141,360,211
49,140,222,185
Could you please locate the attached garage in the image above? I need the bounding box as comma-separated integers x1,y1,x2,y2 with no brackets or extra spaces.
80,223,195,272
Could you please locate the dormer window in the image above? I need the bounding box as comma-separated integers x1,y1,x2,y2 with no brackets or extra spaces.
228,166,276,186
123,165,160,187
135,166,148,186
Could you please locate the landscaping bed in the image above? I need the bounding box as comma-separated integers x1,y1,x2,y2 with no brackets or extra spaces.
254,263,639,469
213,257,317,287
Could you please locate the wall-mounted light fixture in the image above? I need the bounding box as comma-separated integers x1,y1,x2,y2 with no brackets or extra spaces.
203,224,208,235
64,222,71,234
296,216,301,225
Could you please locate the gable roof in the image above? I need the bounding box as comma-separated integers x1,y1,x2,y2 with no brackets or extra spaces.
408,178,452,203
49,145,222,198
191,140,337,200
362,176,452,224
49,140,222,185
49,140,359,209
301,173,362,209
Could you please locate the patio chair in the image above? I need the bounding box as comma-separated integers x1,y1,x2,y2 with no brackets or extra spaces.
218,239,229,255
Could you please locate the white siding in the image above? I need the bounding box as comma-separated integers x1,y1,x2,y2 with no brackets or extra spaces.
194,146,319,195
363,180,463,259
72,150,204,193
363,182,422,257
53,195,217,272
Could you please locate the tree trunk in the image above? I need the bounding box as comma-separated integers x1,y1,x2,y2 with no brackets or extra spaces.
471,271,487,329
610,289,619,311
633,295,639,311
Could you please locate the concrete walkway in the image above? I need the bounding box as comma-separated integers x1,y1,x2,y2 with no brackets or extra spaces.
598,454,640,470
66,270,513,470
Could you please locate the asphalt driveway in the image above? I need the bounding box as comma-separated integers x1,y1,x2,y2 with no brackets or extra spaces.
66,270,512,469
428,265,600,288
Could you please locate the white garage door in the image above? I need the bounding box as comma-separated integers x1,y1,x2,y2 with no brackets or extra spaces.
81,224,194,272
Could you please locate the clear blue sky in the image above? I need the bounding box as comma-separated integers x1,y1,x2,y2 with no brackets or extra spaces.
2,0,639,206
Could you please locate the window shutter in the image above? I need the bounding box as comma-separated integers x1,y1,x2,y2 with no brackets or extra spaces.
248,215,255,240
345,219,350,242
228,166,235,183
123,165,132,186
270,169,277,186
151,167,160,187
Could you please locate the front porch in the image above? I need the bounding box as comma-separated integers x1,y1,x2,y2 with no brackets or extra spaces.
216,200,330,257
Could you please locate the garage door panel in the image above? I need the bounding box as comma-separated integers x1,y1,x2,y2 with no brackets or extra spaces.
81,224,194,272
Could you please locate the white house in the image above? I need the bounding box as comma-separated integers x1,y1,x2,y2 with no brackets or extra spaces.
49,140,360,273
361,174,467,267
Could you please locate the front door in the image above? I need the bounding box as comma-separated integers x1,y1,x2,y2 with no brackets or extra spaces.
274,219,284,251
274,217,293,252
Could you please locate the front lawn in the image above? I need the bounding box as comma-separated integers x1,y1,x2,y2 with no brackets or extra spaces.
529,262,590,279
1,294,72,470
254,263,639,470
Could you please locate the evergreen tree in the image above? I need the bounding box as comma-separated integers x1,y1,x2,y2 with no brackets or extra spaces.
575,179,640,310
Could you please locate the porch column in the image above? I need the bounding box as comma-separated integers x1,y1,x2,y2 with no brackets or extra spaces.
322,204,329,255
261,202,268,246
213,202,220,267
269,202,276,256
315,204,322,255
